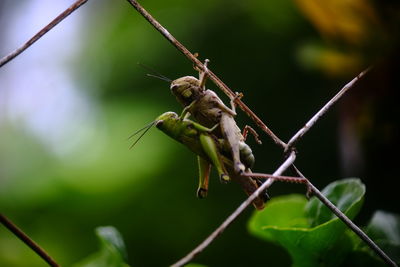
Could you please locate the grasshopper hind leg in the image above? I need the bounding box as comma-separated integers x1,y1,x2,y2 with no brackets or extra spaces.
254,178,270,202
242,125,262,144
197,156,211,198
199,134,230,183
220,115,246,174
234,162,246,174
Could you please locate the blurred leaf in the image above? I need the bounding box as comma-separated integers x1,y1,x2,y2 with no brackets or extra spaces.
297,42,363,77
73,226,130,267
248,178,365,267
343,210,400,266
293,0,391,78
294,0,379,45
0,101,173,205
96,227,128,261
366,210,400,245
245,0,301,34
362,210,400,263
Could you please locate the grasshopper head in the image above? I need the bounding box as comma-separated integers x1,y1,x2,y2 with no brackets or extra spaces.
155,112,180,139
155,112,179,129
170,76,202,106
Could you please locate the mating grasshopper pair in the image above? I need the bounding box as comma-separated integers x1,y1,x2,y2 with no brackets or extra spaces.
170,60,261,174
132,60,266,209
153,111,266,209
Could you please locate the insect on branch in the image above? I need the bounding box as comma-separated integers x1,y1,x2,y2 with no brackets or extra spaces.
126,1,396,266
0,0,88,68
125,0,286,148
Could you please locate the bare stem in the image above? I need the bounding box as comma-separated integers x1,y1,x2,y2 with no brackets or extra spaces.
285,67,371,152
242,173,308,184
171,152,297,267
0,1,88,265
0,214,60,267
125,0,286,148
0,0,88,68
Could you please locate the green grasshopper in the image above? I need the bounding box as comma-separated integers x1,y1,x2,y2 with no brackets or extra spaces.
170,60,261,175
131,111,265,209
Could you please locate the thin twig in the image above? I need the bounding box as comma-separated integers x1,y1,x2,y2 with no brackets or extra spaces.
242,173,308,184
0,214,60,267
0,0,88,68
285,67,371,153
125,0,286,148
171,152,297,267
0,1,87,265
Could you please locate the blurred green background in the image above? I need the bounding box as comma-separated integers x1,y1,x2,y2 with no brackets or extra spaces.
0,0,399,266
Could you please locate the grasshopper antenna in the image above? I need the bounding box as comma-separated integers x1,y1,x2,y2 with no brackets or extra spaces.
137,62,172,82
128,121,155,149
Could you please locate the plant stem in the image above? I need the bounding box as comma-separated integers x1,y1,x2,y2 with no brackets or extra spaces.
285,67,371,153
0,0,88,68
0,214,60,267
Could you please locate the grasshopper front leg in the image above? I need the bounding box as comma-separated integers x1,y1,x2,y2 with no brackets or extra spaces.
198,59,237,117
228,92,243,116
179,99,197,120
198,59,210,89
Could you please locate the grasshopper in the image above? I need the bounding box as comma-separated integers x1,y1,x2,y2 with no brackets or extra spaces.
170,60,261,175
131,111,265,209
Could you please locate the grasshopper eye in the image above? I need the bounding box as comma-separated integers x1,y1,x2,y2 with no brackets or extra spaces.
155,120,163,128
170,84,178,91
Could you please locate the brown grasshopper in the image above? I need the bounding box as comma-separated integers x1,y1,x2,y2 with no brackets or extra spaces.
170,60,261,176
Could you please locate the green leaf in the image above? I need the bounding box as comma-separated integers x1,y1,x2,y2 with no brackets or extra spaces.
248,178,366,267
73,226,130,267
305,178,365,226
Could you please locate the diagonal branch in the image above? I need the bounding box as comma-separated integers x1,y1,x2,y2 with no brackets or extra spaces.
171,152,297,267
0,0,88,68
0,214,60,267
125,0,286,148
285,67,372,153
